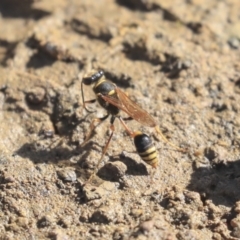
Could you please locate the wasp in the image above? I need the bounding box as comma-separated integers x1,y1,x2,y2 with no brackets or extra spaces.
81,70,185,183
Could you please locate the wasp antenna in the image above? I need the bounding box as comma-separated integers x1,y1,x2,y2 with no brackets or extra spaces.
81,80,96,113
83,104,96,113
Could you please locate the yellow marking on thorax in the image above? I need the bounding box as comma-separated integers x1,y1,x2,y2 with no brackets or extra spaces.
93,78,106,88
108,89,116,95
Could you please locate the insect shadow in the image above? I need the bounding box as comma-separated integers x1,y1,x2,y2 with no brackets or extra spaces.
116,154,148,176
14,139,100,166
0,1,50,19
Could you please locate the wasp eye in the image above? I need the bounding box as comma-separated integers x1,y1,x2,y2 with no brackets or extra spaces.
92,70,104,81
98,70,104,76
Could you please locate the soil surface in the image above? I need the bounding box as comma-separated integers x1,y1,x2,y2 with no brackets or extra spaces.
1,0,240,239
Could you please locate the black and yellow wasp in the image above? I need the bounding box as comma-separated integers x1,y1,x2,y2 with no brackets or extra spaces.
81,70,185,182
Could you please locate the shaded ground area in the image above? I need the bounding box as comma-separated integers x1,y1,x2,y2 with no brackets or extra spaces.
1,0,240,239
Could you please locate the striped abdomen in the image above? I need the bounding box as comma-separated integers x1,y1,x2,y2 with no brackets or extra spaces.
134,132,158,168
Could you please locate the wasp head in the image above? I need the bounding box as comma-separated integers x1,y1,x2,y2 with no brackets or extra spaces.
82,70,104,85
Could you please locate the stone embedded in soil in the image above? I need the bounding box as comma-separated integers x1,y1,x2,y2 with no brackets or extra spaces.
139,219,155,232
6,223,21,232
231,216,240,228
98,161,127,181
3,175,15,183
48,229,70,240
57,168,77,182
113,226,128,240
37,215,56,228
228,37,239,49
90,207,116,224
176,229,204,240
25,87,46,105
0,92,5,110
212,232,222,240
57,216,73,228
188,211,207,229
83,185,103,201
234,201,240,213
79,209,90,222
183,191,203,209
130,208,143,218
232,226,240,238
15,217,29,228
83,181,116,201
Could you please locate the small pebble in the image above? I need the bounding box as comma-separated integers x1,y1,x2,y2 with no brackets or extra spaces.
131,208,143,218
98,161,127,180
37,215,55,228
228,37,239,49
57,168,77,182
0,92,5,110
230,216,240,228
16,217,29,228
139,220,154,232
90,207,116,224
232,226,240,238
4,175,15,183
26,87,46,105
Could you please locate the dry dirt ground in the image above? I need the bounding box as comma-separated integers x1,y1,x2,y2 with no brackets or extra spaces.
1,0,240,239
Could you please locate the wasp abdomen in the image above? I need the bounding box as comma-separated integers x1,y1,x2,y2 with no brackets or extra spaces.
134,132,158,168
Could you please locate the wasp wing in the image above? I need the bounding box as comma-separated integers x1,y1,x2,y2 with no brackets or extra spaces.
99,88,157,127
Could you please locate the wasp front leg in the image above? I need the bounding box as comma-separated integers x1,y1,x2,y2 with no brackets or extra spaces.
82,99,97,113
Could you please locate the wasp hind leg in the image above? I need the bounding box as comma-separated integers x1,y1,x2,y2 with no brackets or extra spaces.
83,116,116,185
81,114,109,146
155,126,187,153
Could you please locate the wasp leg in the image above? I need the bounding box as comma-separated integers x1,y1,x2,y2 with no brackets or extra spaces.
81,70,98,113
117,117,138,154
84,116,116,185
155,126,187,153
81,114,109,146
118,117,134,136
82,99,97,113
84,99,96,104
122,116,133,121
